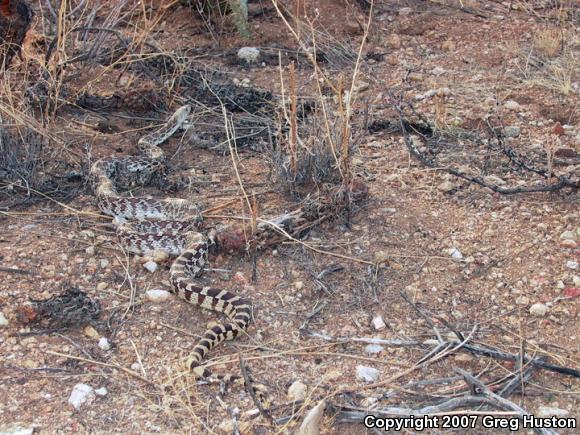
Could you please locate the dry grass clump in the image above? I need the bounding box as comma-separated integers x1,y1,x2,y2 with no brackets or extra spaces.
0,118,47,203
270,1,372,196
533,27,563,58
518,24,578,96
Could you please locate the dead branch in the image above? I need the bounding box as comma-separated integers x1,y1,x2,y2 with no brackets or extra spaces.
301,329,421,347
238,354,274,425
388,97,579,194
457,368,558,435
460,343,580,379
301,329,580,378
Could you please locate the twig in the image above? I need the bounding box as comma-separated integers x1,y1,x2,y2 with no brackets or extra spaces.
461,343,580,378
46,350,155,386
238,354,274,424
499,356,544,398
457,369,558,435
390,97,579,194
0,267,35,275
301,329,421,347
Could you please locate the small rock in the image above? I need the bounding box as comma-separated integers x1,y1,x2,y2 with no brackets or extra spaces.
504,100,521,110
68,383,95,410
371,315,386,331
529,303,548,317
555,147,577,157
373,251,389,264
515,296,530,305
566,260,578,270
386,34,401,49
431,66,446,76
85,246,95,256
145,289,171,303
143,260,158,273
503,126,521,138
237,47,260,64
441,39,456,52
0,312,9,327
405,285,420,300
561,239,577,248
449,248,463,260
96,282,108,291
22,360,35,369
364,344,384,355
287,381,308,401
454,353,474,362
408,72,423,82
83,325,100,339
560,230,577,240
294,281,304,290
536,406,569,418
98,337,111,351
573,276,580,287
99,259,109,269
356,365,380,382
0,424,35,435
437,180,455,192
95,387,108,397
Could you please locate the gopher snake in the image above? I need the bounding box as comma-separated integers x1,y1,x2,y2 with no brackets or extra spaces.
90,105,254,379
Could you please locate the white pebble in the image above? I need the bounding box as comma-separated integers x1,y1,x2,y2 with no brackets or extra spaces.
99,259,109,269
143,260,158,273
560,230,576,240
515,296,530,305
529,303,548,317
504,100,521,110
0,312,9,327
145,289,171,302
237,47,260,63
356,365,380,382
371,315,386,331
94,387,108,397
450,248,463,260
287,381,308,401
98,337,111,351
364,344,384,355
68,383,95,410
565,260,578,270
0,425,35,435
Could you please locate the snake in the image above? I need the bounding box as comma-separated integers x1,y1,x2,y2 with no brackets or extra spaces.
90,105,254,379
